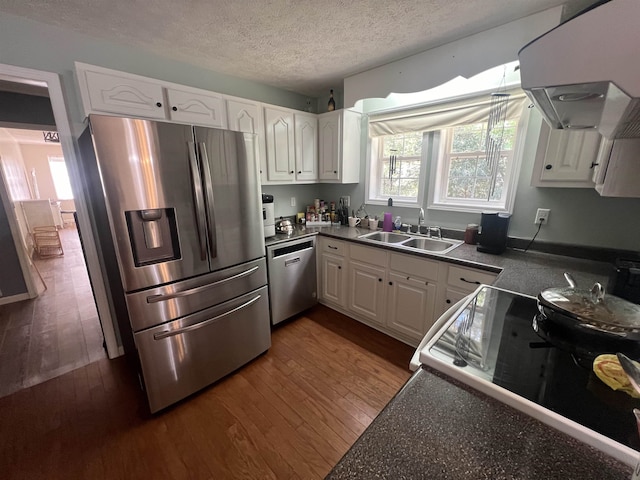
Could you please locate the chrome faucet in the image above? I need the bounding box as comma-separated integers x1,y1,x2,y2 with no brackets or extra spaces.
418,207,425,226
427,226,442,239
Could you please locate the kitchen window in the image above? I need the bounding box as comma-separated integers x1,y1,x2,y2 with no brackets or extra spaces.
367,88,529,213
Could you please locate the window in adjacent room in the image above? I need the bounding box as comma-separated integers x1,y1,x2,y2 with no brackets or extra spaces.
48,156,74,200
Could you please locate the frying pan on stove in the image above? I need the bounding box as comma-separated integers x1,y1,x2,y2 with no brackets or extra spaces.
533,273,640,359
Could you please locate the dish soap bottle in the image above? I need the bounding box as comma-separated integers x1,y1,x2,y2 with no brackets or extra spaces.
394,216,402,231
328,89,336,112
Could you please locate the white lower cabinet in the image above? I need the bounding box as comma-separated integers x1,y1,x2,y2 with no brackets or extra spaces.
320,253,346,307
348,261,387,326
317,238,500,346
317,238,347,308
386,272,437,340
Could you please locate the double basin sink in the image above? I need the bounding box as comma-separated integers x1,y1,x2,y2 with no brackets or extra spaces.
358,231,462,254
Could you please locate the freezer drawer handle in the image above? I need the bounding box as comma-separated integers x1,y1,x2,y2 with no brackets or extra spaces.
460,277,481,285
152,294,261,340
146,265,260,303
285,257,301,267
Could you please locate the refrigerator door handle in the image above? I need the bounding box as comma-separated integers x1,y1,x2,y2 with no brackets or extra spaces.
145,265,260,303
188,141,208,261
198,141,218,260
152,294,261,340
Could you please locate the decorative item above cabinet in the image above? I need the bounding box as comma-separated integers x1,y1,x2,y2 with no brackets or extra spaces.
530,122,599,188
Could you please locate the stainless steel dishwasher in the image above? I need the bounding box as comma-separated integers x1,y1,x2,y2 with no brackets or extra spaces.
266,236,317,325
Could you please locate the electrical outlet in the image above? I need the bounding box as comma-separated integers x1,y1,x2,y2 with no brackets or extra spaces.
290,196,296,207
534,208,550,225
341,196,351,207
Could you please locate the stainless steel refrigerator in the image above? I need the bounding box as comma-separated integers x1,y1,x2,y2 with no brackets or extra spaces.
80,114,270,413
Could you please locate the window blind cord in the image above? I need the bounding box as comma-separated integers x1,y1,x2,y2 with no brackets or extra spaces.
523,222,543,252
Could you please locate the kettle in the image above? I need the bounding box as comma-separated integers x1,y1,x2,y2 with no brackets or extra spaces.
275,218,294,234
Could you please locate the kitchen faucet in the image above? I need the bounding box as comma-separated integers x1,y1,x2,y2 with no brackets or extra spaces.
416,207,425,234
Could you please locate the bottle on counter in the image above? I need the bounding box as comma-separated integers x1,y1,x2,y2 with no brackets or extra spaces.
464,224,479,244
394,216,402,230
382,212,393,232
328,89,336,112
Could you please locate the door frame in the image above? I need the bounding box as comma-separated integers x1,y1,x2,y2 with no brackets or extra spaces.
0,63,121,358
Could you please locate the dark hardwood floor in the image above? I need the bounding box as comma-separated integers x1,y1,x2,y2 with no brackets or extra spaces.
0,227,106,398
0,305,414,480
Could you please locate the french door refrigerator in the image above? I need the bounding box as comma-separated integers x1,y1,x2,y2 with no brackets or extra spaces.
80,114,270,413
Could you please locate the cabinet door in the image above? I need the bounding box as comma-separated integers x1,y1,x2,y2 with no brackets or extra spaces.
437,287,470,318
166,87,226,128
532,123,600,187
320,253,345,307
295,113,318,182
81,69,166,119
318,112,340,181
264,107,295,182
226,98,267,183
348,261,386,325
387,272,437,340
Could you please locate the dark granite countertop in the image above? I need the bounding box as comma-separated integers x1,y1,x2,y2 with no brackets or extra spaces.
325,367,632,480
265,225,613,297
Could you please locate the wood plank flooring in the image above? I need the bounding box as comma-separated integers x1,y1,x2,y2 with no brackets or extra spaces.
0,227,106,398
0,305,414,480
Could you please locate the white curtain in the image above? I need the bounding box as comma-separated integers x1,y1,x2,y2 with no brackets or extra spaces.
368,89,528,137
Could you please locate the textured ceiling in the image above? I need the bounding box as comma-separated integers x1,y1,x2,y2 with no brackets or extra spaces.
0,0,598,97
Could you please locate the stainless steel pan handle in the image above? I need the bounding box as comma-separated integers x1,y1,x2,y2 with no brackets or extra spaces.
146,265,259,303
199,142,217,260
152,294,261,340
188,141,208,261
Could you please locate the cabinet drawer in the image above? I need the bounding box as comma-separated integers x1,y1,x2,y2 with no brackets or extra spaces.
390,253,438,282
447,265,497,291
319,237,346,256
350,244,388,267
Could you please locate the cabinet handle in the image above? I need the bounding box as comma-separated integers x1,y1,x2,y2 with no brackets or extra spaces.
298,171,301,174
333,170,337,174
156,102,162,108
460,277,481,285
338,266,341,270
545,164,552,170
590,162,599,169
446,299,452,304
389,281,393,285
290,170,294,174
172,106,178,111
328,245,338,250
378,278,382,282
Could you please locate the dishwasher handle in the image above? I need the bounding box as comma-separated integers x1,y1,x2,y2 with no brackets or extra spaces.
269,239,315,259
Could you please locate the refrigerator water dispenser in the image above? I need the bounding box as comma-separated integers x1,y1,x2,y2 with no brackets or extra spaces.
125,208,180,266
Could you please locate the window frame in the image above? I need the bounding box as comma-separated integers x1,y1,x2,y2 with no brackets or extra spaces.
427,105,530,214
365,132,428,208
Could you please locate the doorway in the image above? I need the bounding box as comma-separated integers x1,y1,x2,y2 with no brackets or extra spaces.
0,66,118,397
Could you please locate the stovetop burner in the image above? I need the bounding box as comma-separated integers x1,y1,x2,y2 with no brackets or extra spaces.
423,286,640,454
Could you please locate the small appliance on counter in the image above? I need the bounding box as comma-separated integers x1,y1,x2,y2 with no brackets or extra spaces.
477,212,510,254
275,217,294,235
262,194,275,238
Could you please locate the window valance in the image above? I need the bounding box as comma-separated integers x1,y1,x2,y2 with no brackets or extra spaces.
368,89,528,137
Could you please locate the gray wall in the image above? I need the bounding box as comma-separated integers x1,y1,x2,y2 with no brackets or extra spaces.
0,13,312,136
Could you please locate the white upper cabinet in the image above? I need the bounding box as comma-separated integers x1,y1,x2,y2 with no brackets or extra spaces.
166,87,226,128
77,66,166,119
318,109,361,183
593,138,640,198
294,112,318,182
225,97,267,183
76,62,226,128
264,106,296,183
531,122,600,188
